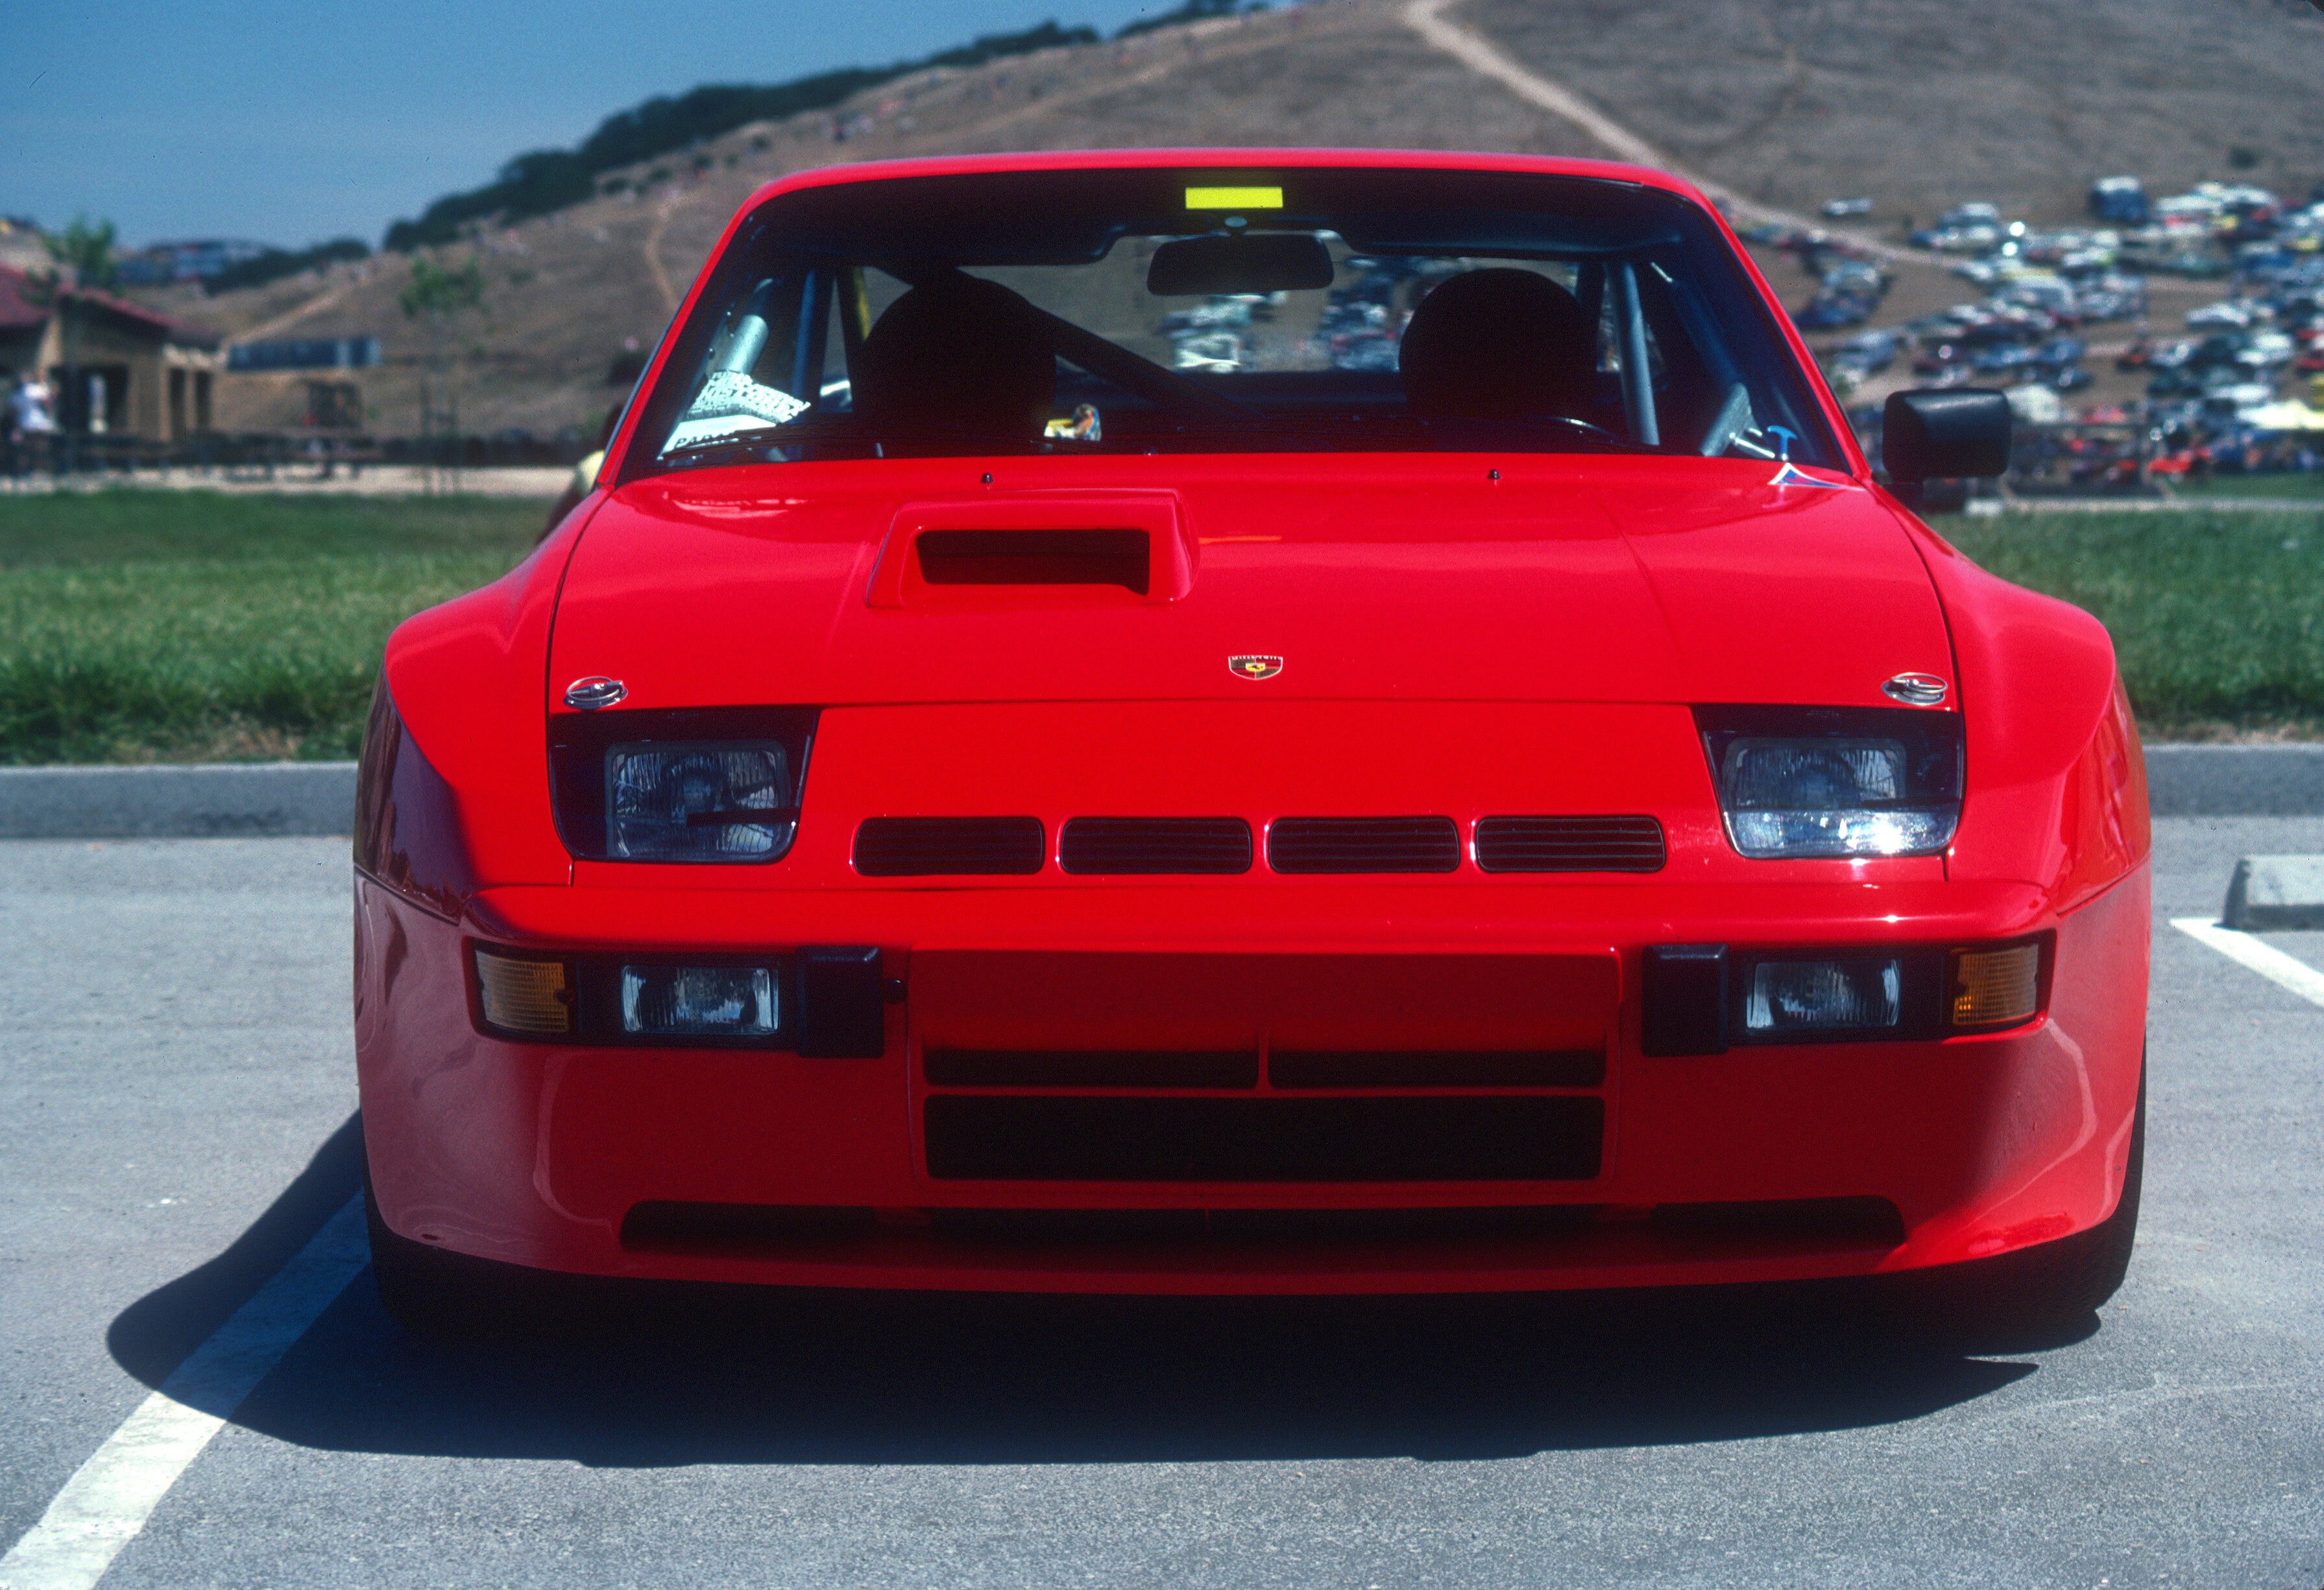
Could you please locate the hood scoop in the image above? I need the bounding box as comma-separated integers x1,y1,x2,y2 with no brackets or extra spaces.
919,529,1152,594
869,493,1192,609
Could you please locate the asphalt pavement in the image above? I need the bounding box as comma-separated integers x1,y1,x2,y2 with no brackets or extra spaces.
1,824,2319,1590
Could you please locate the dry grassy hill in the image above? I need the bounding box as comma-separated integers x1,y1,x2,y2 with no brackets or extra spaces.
141,0,2324,440
1466,0,2324,231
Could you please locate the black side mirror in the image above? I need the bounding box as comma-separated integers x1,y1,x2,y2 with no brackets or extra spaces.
1147,233,1335,297
1883,389,2012,495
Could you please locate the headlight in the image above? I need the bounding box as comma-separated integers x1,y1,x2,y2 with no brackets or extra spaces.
1696,706,1962,859
609,742,791,860
550,706,816,863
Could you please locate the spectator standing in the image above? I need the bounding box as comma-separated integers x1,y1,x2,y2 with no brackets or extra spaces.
7,372,57,478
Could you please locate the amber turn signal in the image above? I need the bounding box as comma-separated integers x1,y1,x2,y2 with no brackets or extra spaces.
474,947,574,1036
1948,942,2040,1030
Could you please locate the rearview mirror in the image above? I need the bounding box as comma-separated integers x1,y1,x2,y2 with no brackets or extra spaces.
1883,389,2012,489
1147,233,1335,297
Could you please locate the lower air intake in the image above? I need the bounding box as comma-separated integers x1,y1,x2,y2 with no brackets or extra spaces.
1266,816,1460,874
1475,815,1667,874
924,1094,1603,1181
853,817,1045,876
617,1197,1906,1260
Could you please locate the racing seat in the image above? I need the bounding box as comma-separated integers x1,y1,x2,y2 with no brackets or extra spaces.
852,278,1057,448
1398,268,1599,424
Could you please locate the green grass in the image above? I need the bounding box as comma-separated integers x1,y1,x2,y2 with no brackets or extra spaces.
0,491,540,764
1939,506,2324,737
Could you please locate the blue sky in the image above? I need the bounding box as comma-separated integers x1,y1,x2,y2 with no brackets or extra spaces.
1,1,1189,249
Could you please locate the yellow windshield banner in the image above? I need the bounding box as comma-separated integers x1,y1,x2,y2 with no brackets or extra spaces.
1185,185,1283,210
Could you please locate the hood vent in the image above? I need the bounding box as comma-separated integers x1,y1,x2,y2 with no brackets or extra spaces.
917,529,1150,594
1474,815,1666,874
853,816,1045,877
1266,817,1460,874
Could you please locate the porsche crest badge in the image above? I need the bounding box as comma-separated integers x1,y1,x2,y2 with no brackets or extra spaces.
1882,672,1948,706
1229,655,1284,681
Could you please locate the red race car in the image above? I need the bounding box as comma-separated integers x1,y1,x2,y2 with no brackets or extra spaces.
355,151,2149,1332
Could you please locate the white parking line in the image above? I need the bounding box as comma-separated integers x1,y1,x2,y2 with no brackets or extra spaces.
0,1195,369,1590
2172,916,2324,1009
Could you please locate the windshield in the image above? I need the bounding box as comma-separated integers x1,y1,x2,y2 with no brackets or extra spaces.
629,165,1843,475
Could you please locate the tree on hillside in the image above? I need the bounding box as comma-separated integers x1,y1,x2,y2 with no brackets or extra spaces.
402,256,487,492
1115,0,1267,40
400,254,485,323
43,215,119,291
378,19,1106,251
204,237,370,298
35,216,123,451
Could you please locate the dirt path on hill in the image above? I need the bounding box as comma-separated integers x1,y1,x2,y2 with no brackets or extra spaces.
1401,0,2213,297
1399,0,1964,272
644,191,688,313
237,277,361,342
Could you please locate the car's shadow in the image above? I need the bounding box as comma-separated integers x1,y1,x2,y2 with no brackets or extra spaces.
110,1115,2057,1467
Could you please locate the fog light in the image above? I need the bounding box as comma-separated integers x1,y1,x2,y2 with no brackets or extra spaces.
474,948,572,1036
620,964,777,1038
1949,943,2040,1029
1742,957,1901,1034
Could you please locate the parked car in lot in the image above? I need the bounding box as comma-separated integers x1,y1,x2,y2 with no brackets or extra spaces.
2089,176,2149,226
1828,328,1901,377
2186,299,2257,330
2245,331,2296,368
355,151,2148,1336
1972,344,2039,375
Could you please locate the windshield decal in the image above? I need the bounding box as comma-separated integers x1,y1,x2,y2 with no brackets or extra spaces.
666,371,810,450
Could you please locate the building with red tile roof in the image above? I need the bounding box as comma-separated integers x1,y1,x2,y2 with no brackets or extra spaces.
1,265,224,441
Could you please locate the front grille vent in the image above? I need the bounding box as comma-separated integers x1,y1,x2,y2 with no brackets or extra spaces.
1474,815,1666,874
1266,816,1460,874
853,816,1045,877
1058,817,1252,875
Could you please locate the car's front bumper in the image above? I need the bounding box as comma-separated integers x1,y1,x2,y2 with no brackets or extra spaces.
356,866,2149,1295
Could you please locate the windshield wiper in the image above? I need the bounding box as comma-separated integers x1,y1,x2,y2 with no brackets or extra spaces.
659,418,1034,465
1105,417,1664,455
660,414,1666,466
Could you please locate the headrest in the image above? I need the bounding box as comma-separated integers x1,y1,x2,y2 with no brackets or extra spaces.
1399,268,1599,422
853,278,1056,443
